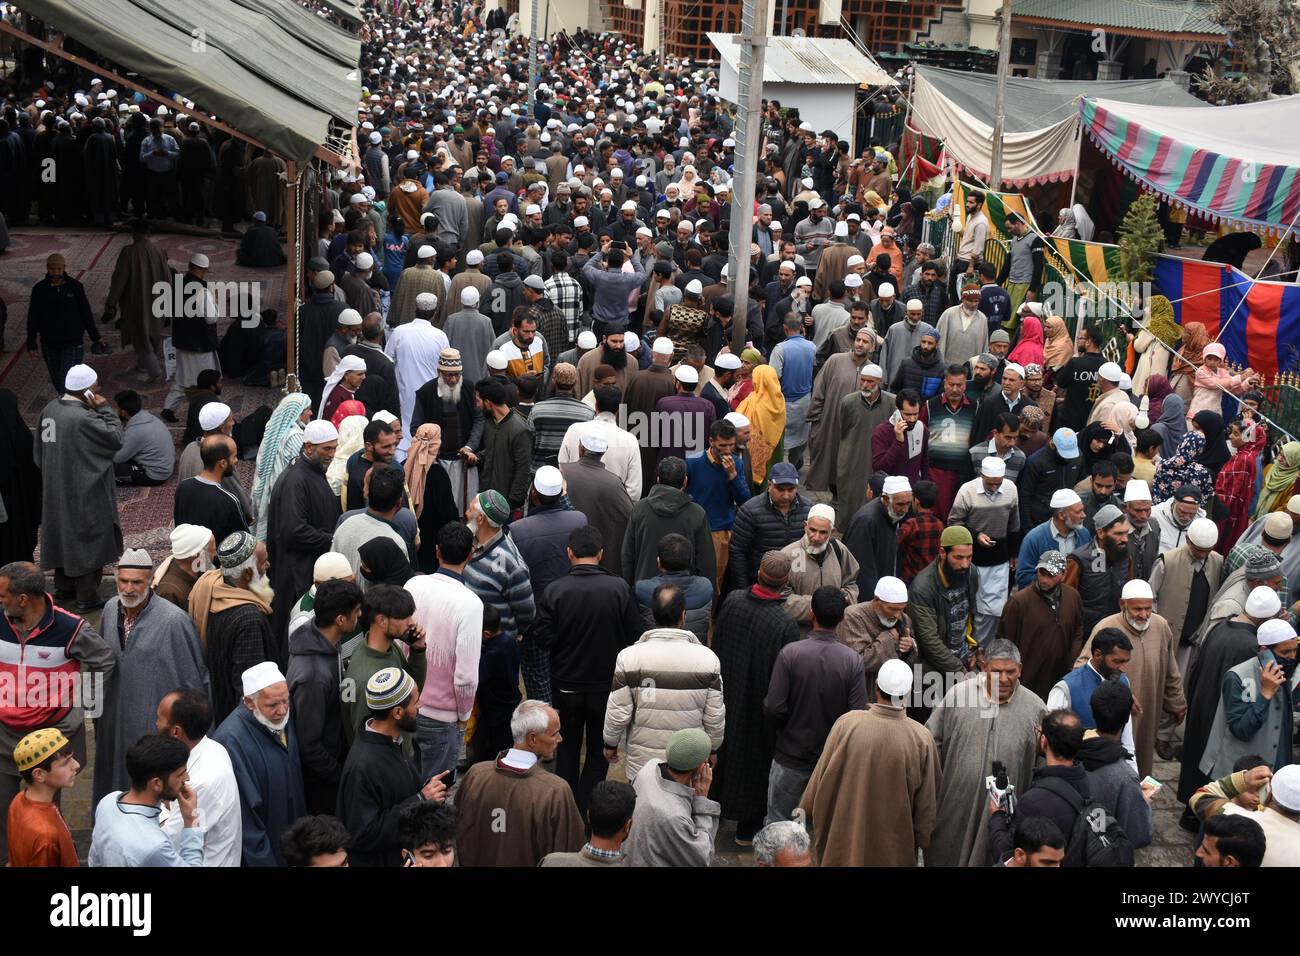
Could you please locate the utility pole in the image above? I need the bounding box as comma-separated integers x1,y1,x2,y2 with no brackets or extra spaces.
527,0,539,120
725,0,773,355
989,0,1013,186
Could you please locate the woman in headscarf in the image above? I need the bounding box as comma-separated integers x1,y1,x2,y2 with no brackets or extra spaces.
1151,389,1188,460
1042,315,1074,386
730,347,762,409
0,388,41,563
1110,401,1140,455
1079,419,1131,475
1216,417,1266,553
404,423,461,571
1193,410,1231,473
1152,430,1213,504
1144,374,1173,423
327,414,369,498
737,363,787,491
1008,315,1045,368
1052,208,1079,238
1254,440,1300,519
1170,321,1208,408
250,391,313,541
331,398,367,431
358,538,416,590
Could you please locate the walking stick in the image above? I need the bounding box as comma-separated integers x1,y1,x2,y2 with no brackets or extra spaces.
460,454,470,519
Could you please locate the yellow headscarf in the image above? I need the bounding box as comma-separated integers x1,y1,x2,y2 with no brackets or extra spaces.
737,364,786,485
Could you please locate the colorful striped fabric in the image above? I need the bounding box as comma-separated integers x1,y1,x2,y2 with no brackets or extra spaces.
1153,255,1300,379
1046,237,1121,287
1081,98,1300,234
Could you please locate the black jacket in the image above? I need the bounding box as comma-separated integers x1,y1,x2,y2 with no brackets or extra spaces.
267,455,341,662
344,342,402,419
990,763,1093,864
411,376,484,457
728,491,813,590
27,274,98,349
621,485,717,586
336,727,423,867
286,623,347,814
171,273,220,353
1019,445,1083,529
510,503,588,600
890,346,945,402
298,292,347,391
533,565,643,693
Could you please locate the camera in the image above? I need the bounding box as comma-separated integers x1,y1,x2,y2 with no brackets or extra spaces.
985,760,1016,815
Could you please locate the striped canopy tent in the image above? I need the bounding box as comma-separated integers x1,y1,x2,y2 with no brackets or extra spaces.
1081,96,1300,237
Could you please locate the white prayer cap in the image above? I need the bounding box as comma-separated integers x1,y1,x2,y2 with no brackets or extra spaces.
190,253,210,268
721,265,730,278
406,149,418,160
980,456,1006,478
355,252,374,270
625,332,641,352
861,363,884,379
724,412,750,428
579,429,608,453
874,575,908,603
878,283,895,298
117,548,153,570
1098,361,1124,383
1050,489,1082,509
846,254,865,268
652,337,675,356
415,292,438,310
533,465,564,496
655,209,671,219
636,226,652,238
1003,362,1025,378
877,658,913,697
350,193,368,205
525,203,541,215
621,200,638,212
417,244,436,259
242,661,287,698
65,364,97,392
303,420,339,444
338,308,363,327
844,274,863,289
678,220,694,233
1188,517,1219,548
372,410,398,427
685,279,704,295
833,220,849,238
715,353,742,371
882,476,911,496
465,250,484,266
314,552,354,582
1121,579,1153,601
906,298,924,311
1270,765,1300,811
198,402,233,432
573,215,590,227
1245,586,1283,619
808,503,836,525
674,365,699,385
461,287,481,306
601,188,613,198
779,260,796,272
1258,618,1296,647
795,276,812,288
1123,480,1152,503
369,131,382,144
1119,373,1133,391
485,350,508,371
170,524,213,559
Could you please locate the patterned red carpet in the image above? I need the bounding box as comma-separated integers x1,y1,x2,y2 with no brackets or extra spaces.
1,226,290,561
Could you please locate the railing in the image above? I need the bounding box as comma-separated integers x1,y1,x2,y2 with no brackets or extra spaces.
1224,366,1300,443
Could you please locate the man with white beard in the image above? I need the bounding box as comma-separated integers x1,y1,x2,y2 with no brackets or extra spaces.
153,523,217,611
211,662,308,866
779,504,860,633
386,291,449,456
94,548,209,804
410,348,484,517
189,531,279,724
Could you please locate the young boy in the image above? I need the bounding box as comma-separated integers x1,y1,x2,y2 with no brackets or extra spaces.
399,799,458,867
897,480,944,585
467,605,520,764
8,728,81,867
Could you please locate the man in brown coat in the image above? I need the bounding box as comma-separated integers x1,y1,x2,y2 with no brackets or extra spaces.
996,549,1084,700
837,574,919,691
799,658,939,866
153,524,217,612
455,700,585,867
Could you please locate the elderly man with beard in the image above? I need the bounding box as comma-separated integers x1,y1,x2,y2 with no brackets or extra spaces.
778,504,860,633
837,575,919,690
190,531,278,723
1073,580,1186,779
814,299,873,372
411,349,484,517
936,280,988,374
1123,480,1162,581
211,662,307,866
844,475,913,602
265,420,341,658
154,524,217,611
807,328,874,494
576,325,638,397
1150,485,1208,553
1017,489,1092,589
927,639,1045,867
94,549,209,805
1062,505,1134,637
880,298,929,385
997,551,1084,700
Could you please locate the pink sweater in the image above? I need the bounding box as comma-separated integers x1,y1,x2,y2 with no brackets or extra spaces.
408,570,484,723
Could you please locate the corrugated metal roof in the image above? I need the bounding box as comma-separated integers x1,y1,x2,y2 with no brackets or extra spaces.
706,34,897,87
1011,0,1226,37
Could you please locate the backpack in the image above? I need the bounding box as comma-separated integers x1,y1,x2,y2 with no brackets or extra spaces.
1035,776,1135,867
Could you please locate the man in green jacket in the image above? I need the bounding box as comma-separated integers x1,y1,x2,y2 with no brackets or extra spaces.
475,378,533,516
907,526,980,712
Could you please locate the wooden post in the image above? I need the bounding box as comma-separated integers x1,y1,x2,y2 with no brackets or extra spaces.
989,0,1013,187
284,160,300,392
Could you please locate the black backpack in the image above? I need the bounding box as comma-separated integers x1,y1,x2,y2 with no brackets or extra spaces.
1035,777,1135,867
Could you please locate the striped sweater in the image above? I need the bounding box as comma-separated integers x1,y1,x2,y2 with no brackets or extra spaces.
462,530,540,697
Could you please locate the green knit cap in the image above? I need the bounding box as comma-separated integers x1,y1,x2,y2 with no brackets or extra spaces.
940,526,973,548
476,490,511,527
665,728,712,772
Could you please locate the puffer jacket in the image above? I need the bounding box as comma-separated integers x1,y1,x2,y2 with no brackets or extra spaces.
634,571,715,644
603,627,726,782
728,491,813,590
511,503,587,600
889,346,945,401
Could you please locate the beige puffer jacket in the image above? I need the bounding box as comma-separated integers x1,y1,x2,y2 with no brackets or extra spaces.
602,627,726,782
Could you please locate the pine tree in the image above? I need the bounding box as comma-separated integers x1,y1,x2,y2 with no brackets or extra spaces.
1117,193,1162,287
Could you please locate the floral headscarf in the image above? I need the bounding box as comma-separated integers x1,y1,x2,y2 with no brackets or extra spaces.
1152,430,1212,504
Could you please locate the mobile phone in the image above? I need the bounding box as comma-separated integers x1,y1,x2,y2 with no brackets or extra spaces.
83,389,96,404
1140,775,1163,793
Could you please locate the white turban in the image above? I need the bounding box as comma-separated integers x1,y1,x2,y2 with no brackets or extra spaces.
242,662,287,698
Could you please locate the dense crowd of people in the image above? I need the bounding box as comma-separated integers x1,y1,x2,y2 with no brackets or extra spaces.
1,0,1299,870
